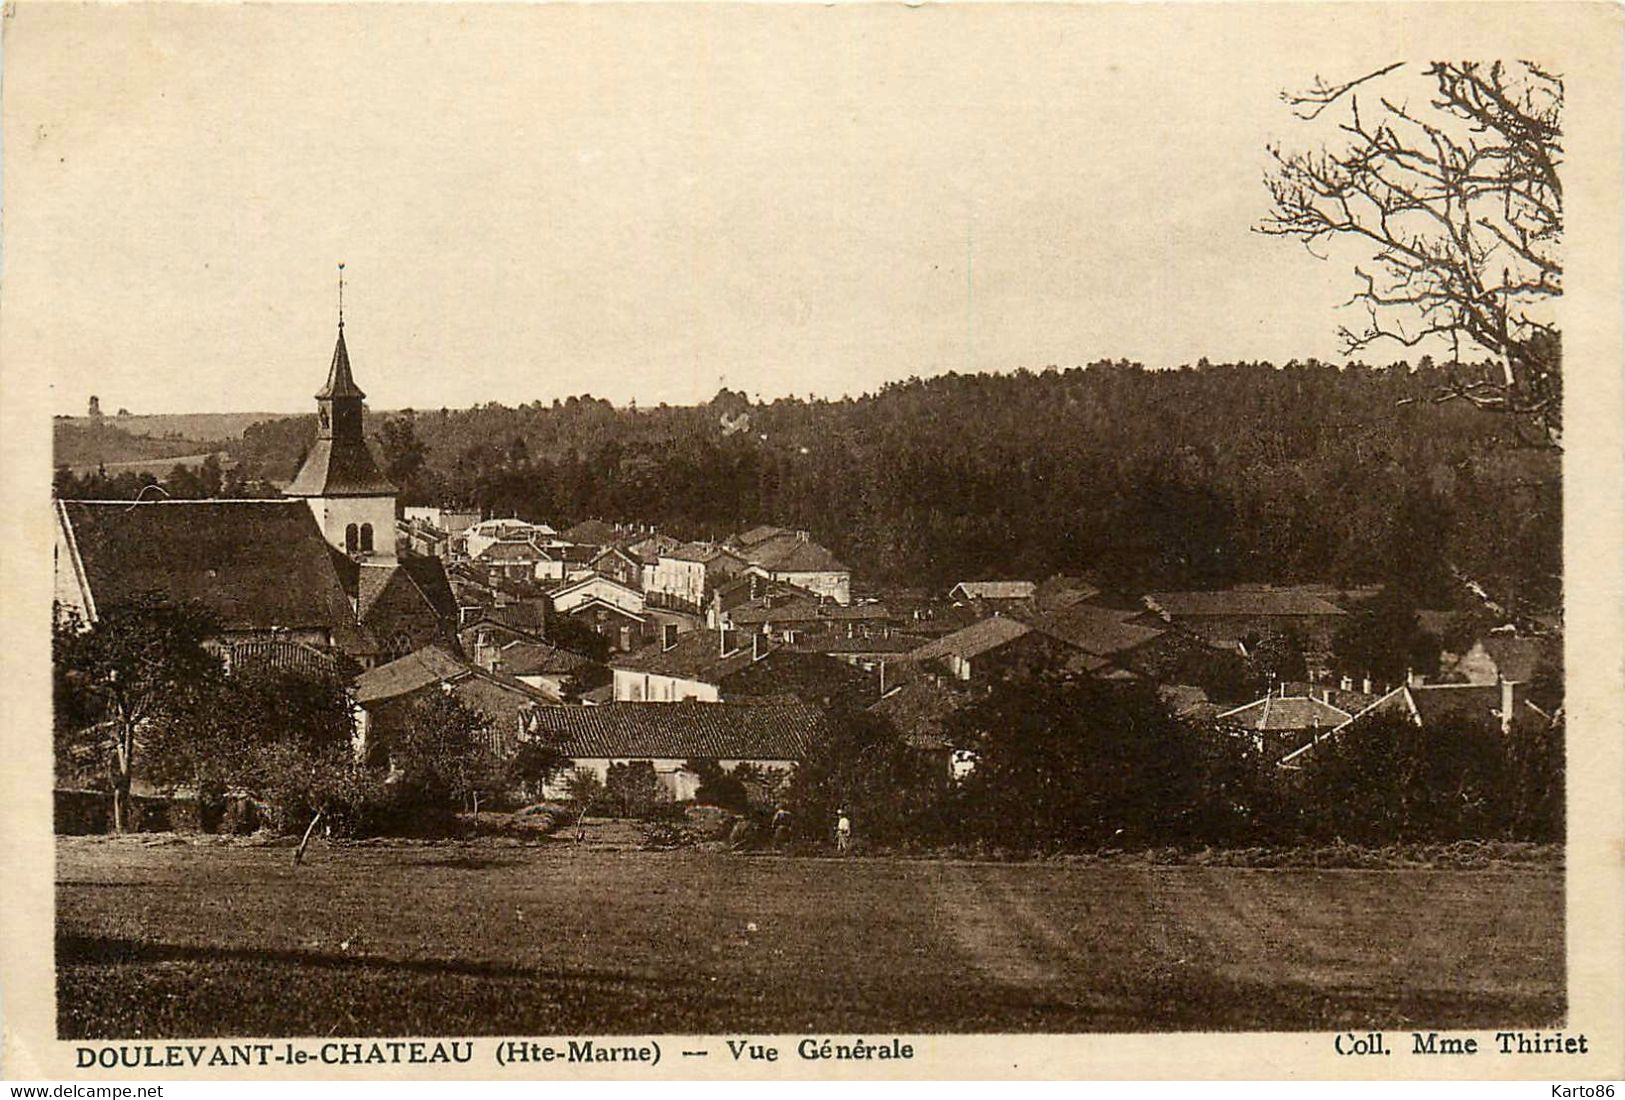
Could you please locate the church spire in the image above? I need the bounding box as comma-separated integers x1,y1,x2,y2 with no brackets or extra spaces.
316,264,365,400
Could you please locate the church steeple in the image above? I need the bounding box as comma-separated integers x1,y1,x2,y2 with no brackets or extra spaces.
285,267,398,553
314,326,367,442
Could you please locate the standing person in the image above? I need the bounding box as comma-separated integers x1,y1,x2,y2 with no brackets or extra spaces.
771,804,792,848
835,808,852,854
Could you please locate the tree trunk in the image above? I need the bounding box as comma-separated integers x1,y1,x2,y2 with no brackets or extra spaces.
293,809,324,867
111,778,130,834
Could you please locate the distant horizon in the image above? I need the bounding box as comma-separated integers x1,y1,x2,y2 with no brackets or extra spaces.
9,6,1482,420
56,351,1495,422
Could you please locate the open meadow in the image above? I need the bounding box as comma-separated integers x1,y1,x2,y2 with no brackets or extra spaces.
56,836,1564,1038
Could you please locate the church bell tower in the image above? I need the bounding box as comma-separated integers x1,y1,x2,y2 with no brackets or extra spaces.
284,265,398,562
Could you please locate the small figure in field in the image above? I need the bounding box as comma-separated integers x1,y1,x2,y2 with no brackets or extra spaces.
771,804,793,848
835,808,852,854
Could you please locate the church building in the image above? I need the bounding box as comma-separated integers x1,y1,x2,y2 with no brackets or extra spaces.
54,293,458,668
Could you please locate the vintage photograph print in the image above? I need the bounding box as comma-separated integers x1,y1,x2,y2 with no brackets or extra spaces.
8,3,1608,1068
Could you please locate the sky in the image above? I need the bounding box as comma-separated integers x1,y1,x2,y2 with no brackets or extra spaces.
0,4,1549,416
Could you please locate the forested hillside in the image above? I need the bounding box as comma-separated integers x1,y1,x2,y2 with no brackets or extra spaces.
214,360,1562,612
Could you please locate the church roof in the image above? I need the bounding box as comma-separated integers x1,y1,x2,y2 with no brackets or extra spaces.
57,499,367,652
315,327,366,400
283,437,398,497
288,325,396,497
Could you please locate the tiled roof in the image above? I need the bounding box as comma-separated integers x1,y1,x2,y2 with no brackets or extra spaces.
1021,604,1163,657
226,639,346,678
610,628,756,682
524,699,829,761
734,525,793,548
665,541,725,563
462,602,545,636
748,536,847,574
1407,683,1507,729
353,644,471,704
789,634,927,656
475,538,550,563
353,643,555,707
398,556,459,623
58,500,366,650
951,580,1037,601
712,575,819,612
870,680,968,751
906,616,1033,662
1277,682,1550,767
626,534,679,563
1034,575,1102,610
1217,695,1353,732
729,596,823,625
495,640,595,677
552,574,643,604
822,602,890,621
1145,588,1347,619
719,650,878,707
561,519,623,545
591,545,639,567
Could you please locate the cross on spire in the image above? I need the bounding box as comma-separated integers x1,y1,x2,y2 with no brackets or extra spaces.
337,262,346,329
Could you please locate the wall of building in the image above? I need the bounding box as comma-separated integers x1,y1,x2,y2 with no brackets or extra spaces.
543,756,799,801
611,668,720,703
52,515,94,621
771,569,851,605
650,558,707,606
554,578,645,617
303,495,398,563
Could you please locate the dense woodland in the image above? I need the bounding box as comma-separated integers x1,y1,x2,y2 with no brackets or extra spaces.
59,359,1561,616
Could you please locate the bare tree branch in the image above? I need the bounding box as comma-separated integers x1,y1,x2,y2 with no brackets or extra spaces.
1260,61,1563,446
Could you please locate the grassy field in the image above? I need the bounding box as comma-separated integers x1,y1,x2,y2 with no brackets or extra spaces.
56,836,1564,1038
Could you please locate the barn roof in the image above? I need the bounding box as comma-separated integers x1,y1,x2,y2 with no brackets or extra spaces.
523,699,829,761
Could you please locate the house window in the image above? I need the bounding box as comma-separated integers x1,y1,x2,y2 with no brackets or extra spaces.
359,523,374,553
345,523,359,554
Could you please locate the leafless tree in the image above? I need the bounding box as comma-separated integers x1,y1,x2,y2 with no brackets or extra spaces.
1261,61,1562,446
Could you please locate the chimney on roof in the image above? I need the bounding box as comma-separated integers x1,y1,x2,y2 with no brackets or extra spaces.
1340,675,1353,692
752,633,768,663
797,530,809,542
1361,675,1373,695
663,622,678,652
1499,676,1520,735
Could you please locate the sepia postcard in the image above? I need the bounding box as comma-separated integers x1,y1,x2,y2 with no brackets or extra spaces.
2,0,1622,1083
